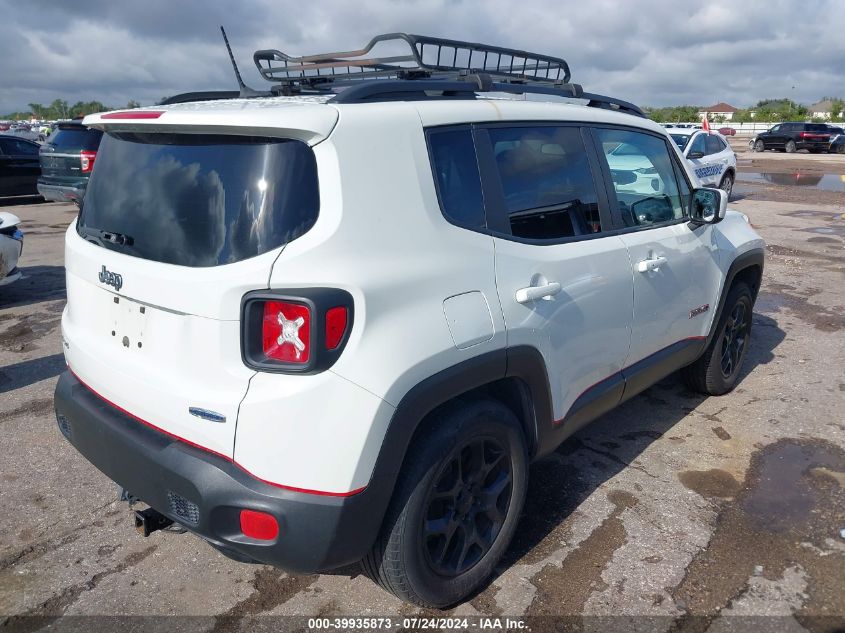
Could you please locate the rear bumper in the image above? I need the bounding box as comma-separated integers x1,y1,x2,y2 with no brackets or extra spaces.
795,140,830,151
37,181,85,202
53,370,389,573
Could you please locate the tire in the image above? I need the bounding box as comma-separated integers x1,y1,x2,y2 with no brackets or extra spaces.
682,282,753,396
753,139,765,152
837,144,845,154
718,172,734,201
785,140,797,153
362,398,528,607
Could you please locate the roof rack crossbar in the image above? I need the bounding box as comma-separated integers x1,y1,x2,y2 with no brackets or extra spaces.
254,33,571,90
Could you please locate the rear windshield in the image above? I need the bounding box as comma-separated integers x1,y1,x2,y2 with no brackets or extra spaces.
78,133,319,267
46,126,103,151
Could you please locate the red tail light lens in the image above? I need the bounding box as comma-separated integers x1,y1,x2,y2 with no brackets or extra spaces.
325,306,349,350
262,301,310,363
80,150,97,173
239,509,279,541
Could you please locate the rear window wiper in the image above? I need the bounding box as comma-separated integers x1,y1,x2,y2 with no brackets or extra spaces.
79,226,135,246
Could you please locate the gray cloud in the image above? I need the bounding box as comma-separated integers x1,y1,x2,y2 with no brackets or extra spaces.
1,0,842,113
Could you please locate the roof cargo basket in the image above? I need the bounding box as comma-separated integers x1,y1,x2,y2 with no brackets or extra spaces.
254,33,572,89
252,33,644,117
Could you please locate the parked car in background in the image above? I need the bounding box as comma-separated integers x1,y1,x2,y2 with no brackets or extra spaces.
0,212,24,287
0,135,42,197
751,122,832,153
718,126,736,136
37,119,103,203
666,128,737,198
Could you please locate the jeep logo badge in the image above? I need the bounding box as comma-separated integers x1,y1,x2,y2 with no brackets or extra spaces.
98,265,123,291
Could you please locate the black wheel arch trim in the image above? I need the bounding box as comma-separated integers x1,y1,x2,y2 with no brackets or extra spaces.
705,248,764,350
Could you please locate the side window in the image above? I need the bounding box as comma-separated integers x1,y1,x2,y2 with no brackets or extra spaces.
488,126,601,240
596,128,687,227
705,135,724,155
688,134,706,155
770,125,781,133
427,129,486,229
14,140,38,156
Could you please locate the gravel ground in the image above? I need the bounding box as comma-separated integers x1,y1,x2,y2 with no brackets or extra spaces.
1,151,844,632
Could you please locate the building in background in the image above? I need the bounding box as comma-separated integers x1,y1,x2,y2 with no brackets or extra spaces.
698,102,739,121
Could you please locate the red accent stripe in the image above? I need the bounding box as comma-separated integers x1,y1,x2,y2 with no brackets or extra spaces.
101,111,164,120
67,368,366,498
553,336,707,426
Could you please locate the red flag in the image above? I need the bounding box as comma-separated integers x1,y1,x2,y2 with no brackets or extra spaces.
702,116,711,133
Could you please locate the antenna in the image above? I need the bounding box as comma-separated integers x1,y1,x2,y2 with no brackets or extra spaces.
220,26,262,98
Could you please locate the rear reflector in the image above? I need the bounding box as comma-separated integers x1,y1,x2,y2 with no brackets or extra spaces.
325,306,349,350
262,301,311,363
101,111,164,120
240,509,279,540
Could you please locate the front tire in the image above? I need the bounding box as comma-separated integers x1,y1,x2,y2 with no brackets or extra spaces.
682,282,753,396
362,399,528,608
753,139,765,152
718,172,734,201
785,140,797,153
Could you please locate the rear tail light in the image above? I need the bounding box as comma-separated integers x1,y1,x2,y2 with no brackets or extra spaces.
262,301,311,363
239,509,279,541
80,150,97,173
241,289,353,373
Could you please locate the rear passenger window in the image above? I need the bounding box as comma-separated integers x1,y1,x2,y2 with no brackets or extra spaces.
596,128,687,227
488,126,601,240
705,135,724,154
428,129,486,229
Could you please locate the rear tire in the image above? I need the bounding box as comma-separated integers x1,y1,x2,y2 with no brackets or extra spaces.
681,282,753,396
785,140,797,153
362,398,528,608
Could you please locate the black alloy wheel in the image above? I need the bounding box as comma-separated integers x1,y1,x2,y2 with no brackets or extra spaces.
422,436,512,576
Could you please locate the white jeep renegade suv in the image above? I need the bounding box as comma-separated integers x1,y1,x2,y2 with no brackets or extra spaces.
54,34,764,607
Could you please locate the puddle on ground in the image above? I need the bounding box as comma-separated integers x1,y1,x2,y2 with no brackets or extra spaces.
737,172,845,192
673,438,845,626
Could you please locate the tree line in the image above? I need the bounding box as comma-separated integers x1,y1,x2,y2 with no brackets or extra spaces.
2,99,142,120
646,98,844,124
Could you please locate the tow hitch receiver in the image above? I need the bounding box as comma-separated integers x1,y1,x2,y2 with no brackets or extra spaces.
134,507,173,537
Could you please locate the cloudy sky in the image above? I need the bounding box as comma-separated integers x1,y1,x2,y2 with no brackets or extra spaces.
1,0,842,114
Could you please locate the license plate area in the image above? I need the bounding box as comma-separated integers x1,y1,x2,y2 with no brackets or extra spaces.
109,295,148,350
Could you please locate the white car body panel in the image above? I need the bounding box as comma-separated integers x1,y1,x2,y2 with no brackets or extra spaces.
0,212,23,286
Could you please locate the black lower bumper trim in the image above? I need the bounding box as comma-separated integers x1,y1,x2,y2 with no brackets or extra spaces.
54,371,392,573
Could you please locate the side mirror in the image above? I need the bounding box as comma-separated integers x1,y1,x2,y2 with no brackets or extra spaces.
690,188,727,224
687,151,705,159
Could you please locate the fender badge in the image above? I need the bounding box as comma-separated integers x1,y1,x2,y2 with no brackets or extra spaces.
689,304,710,319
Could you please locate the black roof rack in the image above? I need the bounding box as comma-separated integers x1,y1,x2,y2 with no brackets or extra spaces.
251,33,643,117
160,31,643,117
254,33,571,88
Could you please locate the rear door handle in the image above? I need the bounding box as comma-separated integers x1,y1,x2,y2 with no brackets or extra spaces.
515,282,561,304
636,256,668,273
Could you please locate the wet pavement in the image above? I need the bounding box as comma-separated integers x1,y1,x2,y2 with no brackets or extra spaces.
1,157,844,631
